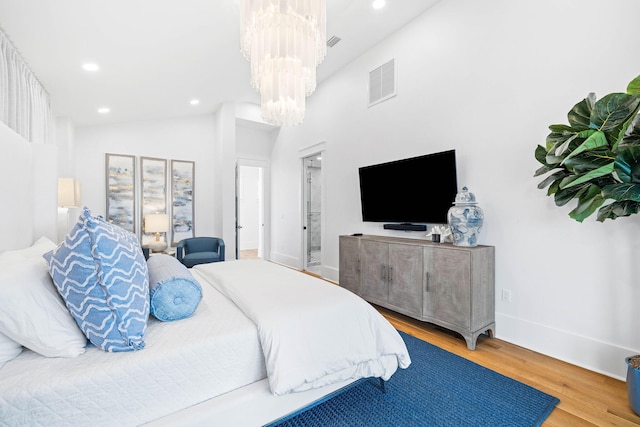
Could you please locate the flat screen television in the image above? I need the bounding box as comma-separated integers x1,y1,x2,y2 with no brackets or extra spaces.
358,149,457,225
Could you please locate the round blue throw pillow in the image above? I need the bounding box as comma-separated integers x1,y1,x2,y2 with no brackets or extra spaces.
147,255,202,322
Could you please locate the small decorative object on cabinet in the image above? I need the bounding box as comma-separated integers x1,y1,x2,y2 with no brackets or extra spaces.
627,355,640,416
339,234,495,350
447,186,484,247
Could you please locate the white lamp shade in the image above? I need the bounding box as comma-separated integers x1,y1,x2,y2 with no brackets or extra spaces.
145,214,169,233
58,178,81,208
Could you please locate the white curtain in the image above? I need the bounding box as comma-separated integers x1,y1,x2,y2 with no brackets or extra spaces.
0,28,54,144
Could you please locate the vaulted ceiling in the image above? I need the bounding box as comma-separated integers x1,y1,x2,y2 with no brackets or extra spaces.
0,0,439,127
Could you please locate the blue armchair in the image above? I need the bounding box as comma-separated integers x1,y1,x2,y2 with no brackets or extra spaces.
176,237,225,268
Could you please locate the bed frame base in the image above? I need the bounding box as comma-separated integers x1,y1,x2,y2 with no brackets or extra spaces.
145,377,368,427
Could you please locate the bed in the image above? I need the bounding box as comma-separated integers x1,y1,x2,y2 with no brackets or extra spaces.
0,256,410,426
0,127,410,426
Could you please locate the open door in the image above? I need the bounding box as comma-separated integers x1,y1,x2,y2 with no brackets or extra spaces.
302,154,322,275
236,163,265,260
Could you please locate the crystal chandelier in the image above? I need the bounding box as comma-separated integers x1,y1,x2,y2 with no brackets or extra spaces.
240,0,327,126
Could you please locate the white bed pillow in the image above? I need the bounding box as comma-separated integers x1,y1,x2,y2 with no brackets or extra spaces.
0,238,87,358
0,331,22,369
1,236,56,259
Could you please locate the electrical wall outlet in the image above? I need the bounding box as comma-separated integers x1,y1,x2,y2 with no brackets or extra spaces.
501,289,512,303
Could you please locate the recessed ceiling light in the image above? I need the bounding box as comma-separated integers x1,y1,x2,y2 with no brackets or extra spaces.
190,99,200,105
82,63,100,72
372,0,386,9
97,107,110,114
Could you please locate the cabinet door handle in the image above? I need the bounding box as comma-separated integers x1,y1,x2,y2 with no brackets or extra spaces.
381,265,386,280
357,259,360,272
425,272,430,292
389,267,393,283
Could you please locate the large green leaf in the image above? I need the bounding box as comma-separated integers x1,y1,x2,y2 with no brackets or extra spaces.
613,113,640,150
545,151,564,166
537,170,566,189
546,129,583,155
535,145,549,165
563,150,615,174
602,183,640,202
547,178,562,196
554,133,580,157
590,93,640,131
549,124,579,133
614,146,640,183
559,161,615,189
561,130,607,164
628,75,640,95
569,184,605,222
546,124,584,151
567,94,595,129
596,200,640,221
555,182,588,206
534,164,555,177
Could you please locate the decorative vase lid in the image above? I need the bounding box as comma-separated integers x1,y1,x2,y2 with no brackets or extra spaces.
453,186,477,205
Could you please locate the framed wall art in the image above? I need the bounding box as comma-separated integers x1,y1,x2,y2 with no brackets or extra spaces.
140,156,167,246
105,153,136,233
171,159,195,245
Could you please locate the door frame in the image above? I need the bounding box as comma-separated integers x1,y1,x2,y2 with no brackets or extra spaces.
299,142,326,274
236,158,271,261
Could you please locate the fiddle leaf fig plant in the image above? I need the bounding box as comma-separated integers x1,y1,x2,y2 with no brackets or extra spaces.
535,74,640,222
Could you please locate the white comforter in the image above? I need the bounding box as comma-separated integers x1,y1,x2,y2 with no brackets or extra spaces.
194,260,411,395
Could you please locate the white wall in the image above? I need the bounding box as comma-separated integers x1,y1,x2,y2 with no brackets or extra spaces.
269,0,640,379
236,123,277,161
74,114,218,241
0,123,57,249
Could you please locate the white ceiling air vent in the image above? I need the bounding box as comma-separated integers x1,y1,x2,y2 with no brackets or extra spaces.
368,58,396,107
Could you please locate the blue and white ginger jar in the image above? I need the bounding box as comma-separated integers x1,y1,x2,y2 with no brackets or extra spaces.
447,186,484,247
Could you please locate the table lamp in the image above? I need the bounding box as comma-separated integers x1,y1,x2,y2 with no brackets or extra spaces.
144,213,169,252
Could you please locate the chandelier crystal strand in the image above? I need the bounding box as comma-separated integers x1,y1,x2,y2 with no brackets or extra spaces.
240,0,326,126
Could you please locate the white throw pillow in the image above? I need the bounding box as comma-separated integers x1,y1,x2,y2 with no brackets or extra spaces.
0,331,22,369
0,238,87,358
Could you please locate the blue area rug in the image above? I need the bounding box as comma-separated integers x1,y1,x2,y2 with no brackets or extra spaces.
270,332,560,427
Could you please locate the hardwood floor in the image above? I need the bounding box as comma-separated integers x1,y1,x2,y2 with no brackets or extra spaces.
239,249,259,259
379,306,640,426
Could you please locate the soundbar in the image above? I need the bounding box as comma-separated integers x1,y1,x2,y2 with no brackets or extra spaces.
383,223,427,232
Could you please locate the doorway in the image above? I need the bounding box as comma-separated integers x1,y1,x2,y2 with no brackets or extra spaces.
236,164,264,260
303,154,322,275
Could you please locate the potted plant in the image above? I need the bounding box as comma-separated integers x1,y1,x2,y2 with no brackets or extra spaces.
534,73,640,415
534,74,640,221
627,356,640,415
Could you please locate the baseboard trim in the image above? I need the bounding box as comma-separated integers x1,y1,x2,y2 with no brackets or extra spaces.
496,312,637,380
269,251,300,270
323,265,339,283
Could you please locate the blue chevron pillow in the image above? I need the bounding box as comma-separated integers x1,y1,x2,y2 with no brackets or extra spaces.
45,208,149,352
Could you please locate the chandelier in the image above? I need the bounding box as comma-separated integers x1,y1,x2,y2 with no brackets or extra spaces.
240,0,327,126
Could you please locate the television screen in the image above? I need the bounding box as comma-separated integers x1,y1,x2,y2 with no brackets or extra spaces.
358,150,457,224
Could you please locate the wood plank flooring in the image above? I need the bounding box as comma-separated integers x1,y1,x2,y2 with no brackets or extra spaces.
239,249,259,259
379,306,640,426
